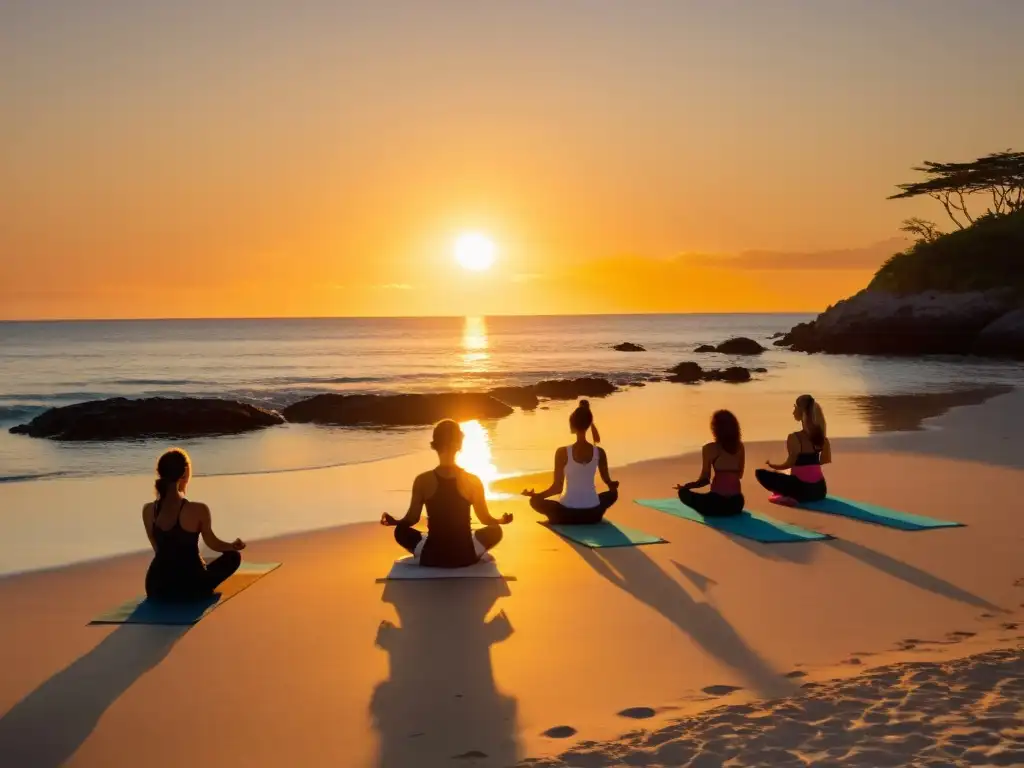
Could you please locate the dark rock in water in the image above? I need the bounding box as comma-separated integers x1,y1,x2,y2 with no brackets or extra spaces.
666,361,703,383
974,308,1024,359
714,337,766,355
533,377,617,400
613,342,646,352
770,332,785,339
666,362,753,384
694,344,716,353
283,392,514,426
751,367,768,373
10,397,283,441
779,288,1017,355
629,381,647,387
488,386,540,410
703,366,752,383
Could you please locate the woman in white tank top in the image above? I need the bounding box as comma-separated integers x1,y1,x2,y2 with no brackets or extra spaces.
522,400,619,524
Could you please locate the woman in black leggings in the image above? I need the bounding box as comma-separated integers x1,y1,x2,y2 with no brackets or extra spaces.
675,410,745,517
143,449,245,601
755,394,832,503
381,420,513,567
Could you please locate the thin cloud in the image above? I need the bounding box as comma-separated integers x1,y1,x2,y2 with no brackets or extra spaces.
685,237,908,271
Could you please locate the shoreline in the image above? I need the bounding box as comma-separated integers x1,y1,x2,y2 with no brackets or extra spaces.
1,385,1022,578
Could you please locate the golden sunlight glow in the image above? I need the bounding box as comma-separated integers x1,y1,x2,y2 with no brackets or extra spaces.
454,232,497,272
456,419,505,499
460,315,490,370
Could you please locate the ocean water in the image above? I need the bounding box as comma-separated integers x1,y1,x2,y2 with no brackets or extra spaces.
1,314,1022,486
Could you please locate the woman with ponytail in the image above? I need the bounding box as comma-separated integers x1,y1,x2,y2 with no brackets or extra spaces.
755,394,832,505
143,448,245,601
522,400,619,524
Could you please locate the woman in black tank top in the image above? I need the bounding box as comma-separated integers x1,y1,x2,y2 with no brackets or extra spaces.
381,420,513,568
755,395,832,503
143,449,246,601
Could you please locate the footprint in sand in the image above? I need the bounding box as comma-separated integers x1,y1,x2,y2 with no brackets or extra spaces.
617,707,656,720
702,685,742,696
980,612,995,619
784,670,808,679
1001,622,1018,630
844,657,863,665
541,726,577,739
948,631,976,640
452,750,488,759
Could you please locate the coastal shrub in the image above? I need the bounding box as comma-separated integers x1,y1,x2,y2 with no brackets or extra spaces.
869,209,1024,295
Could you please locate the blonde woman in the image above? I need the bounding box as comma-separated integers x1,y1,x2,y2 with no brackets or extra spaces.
756,394,832,504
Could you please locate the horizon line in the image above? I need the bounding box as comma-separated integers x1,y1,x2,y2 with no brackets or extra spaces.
0,310,818,324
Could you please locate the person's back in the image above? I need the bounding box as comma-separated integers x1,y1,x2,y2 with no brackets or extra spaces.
675,410,745,517
559,441,601,509
146,497,205,598
709,442,744,497
420,466,477,568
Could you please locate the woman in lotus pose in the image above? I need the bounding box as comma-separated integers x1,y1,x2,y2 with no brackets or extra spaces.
382,419,512,567
143,448,245,601
522,400,619,524
675,409,745,517
755,394,831,504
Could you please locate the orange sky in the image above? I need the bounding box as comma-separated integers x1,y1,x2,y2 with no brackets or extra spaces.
2,2,1022,320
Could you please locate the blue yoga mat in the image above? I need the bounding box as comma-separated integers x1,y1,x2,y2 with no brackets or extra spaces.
635,499,829,543
542,520,666,548
797,496,963,531
90,562,281,625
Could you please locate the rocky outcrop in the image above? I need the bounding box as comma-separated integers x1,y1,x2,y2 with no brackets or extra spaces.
694,344,716,353
10,397,284,441
777,289,1018,355
974,308,1024,358
714,337,766,355
533,377,618,400
488,386,540,410
283,392,514,426
612,342,646,352
666,362,753,384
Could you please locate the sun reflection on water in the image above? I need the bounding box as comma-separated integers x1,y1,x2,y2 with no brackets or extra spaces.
456,419,509,500
460,316,490,370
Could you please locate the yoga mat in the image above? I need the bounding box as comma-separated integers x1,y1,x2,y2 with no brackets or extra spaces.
796,496,963,530
378,556,516,581
90,562,281,625
542,520,666,548
636,499,829,543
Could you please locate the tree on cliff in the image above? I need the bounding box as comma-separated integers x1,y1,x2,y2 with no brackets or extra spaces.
889,149,1024,230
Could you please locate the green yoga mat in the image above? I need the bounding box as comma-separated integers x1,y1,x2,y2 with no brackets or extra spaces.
90,562,281,625
636,499,828,543
542,520,666,548
797,496,963,530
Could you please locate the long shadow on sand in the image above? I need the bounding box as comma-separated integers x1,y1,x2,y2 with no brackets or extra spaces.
0,624,186,768
370,579,520,767
729,533,1004,612
571,546,794,699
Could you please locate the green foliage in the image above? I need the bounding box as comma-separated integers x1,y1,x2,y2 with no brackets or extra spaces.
870,208,1024,295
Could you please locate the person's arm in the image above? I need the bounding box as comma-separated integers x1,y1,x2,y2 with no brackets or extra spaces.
471,475,512,525
767,434,800,471
678,444,713,490
597,447,619,490
197,503,245,553
524,449,567,500
142,503,157,553
383,475,425,526
820,438,832,465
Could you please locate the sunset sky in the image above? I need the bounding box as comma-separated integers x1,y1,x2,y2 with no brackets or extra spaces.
2,1,1022,320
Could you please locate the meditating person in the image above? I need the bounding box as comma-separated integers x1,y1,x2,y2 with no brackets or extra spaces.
674,409,745,517
143,448,245,601
381,419,512,567
521,400,619,524
755,394,832,504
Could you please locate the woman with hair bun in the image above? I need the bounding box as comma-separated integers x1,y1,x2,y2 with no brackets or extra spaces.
755,394,832,504
675,409,745,517
522,399,619,524
381,419,512,567
142,448,245,601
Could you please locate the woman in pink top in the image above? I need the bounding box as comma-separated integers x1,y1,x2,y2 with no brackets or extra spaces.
756,394,831,505
674,410,745,517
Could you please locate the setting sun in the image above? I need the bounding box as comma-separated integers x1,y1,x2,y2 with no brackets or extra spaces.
454,232,497,272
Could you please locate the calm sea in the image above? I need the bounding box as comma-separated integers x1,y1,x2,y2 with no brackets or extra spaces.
1,314,1021,484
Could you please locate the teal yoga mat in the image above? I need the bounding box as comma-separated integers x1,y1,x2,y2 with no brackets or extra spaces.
636,499,828,543
542,520,667,548
90,562,281,625
797,496,963,530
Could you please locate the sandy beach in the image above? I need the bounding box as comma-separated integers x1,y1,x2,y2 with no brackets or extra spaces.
1,389,1023,767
